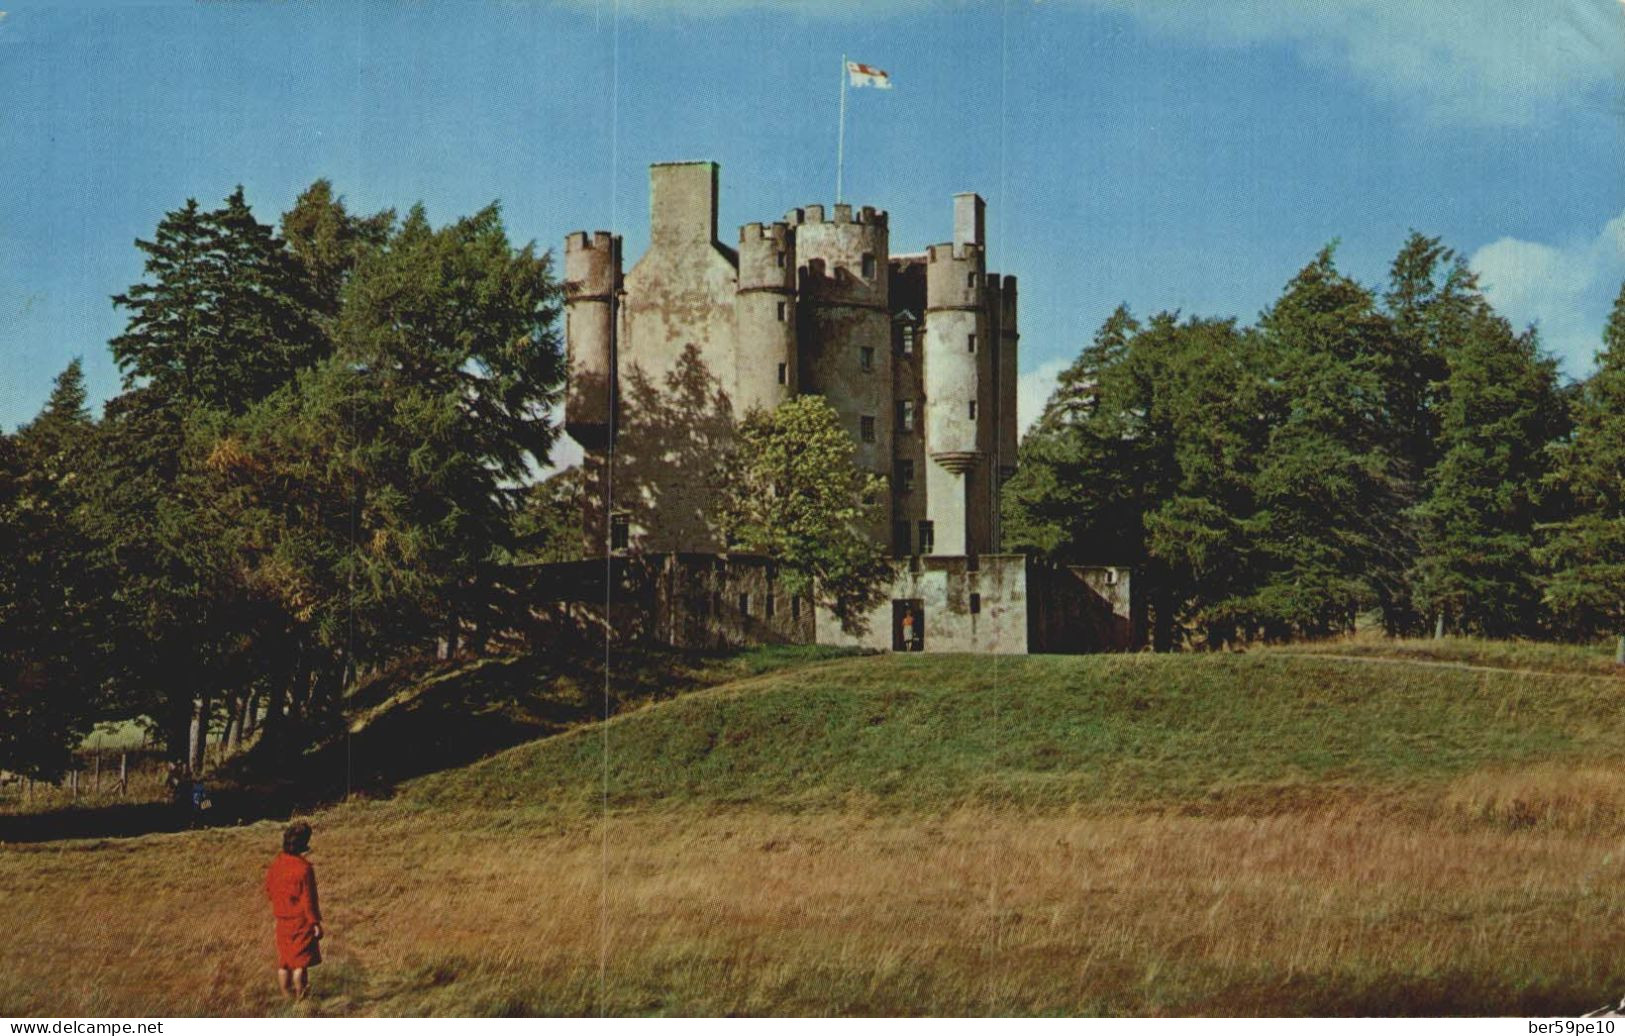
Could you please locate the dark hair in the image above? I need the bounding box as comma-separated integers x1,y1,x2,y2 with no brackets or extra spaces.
283,820,313,854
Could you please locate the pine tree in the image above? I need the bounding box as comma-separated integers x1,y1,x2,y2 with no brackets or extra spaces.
1537,282,1625,659
111,187,325,413
0,361,105,778
1411,265,1568,637
1003,306,1146,563
1243,246,1405,638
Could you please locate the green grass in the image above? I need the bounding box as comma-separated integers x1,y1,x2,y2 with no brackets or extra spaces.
406,650,1625,817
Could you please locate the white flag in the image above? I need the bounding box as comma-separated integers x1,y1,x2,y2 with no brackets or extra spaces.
846,60,893,90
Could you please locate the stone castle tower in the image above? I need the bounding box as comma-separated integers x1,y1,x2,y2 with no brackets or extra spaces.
564,161,1018,562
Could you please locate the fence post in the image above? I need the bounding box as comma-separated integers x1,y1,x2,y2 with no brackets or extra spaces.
119,753,128,796
94,752,101,794
70,769,78,801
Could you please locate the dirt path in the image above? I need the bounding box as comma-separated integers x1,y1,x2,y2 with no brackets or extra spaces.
1273,651,1624,682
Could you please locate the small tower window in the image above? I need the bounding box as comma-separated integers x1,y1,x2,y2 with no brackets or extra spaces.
896,399,915,432
896,459,915,491
777,301,788,321
766,593,776,618
861,253,876,279
970,592,982,614
893,521,911,556
611,516,629,551
776,252,786,268
791,597,801,620
968,333,977,354
860,346,875,372
861,416,876,443
967,272,977,289
901,325,916,356
777,362,787,385
738,592,750,615
917,520,935,555
969,400,978,419
1105,568,1119,586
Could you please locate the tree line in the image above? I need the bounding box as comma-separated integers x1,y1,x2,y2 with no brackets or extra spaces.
1,184,565,780
1005,234,1625,655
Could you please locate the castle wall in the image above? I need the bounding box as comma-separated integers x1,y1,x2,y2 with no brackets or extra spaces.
1025,562,1141,653
523,554,815,652
615,162,740,554
815,554,1031,654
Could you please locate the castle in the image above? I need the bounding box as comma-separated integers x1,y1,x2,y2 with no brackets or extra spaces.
555,162,1134,653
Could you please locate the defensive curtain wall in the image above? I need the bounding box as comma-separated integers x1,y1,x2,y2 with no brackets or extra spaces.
522,555,1139,655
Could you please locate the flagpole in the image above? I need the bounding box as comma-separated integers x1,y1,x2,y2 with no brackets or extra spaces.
836,53,847,204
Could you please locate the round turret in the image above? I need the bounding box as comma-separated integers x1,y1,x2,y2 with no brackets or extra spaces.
564,230,621,450
789,203,892,536
923,242,988,470
735,222,798,414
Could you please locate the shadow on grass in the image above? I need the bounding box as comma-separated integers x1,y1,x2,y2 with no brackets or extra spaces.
0,642,859,844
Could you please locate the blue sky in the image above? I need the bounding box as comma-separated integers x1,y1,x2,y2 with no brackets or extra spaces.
3,1,1623,463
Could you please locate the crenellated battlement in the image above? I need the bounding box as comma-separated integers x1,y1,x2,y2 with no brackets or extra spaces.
925,242,984,264
925,241,986,311
565,229,619,254
738,221,796,291
564,230,621,299
785,204,888,228
738,221,793,244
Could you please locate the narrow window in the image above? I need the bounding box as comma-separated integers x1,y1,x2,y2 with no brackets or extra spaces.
861,253,876,279
900,399,915,431
893,521,911,556
791,597,801,620
611,516,629,550
738,592,750,615
861,416,876,443
777,301,787,321
917,520,935,555
967,272,977,288
968,333,977,354
896,459,915,491
777,362,787,385
766,594,776,618
860,346,875,372
969,400,978,420
1105,568,1118,586
775,252,786,268
970,592,981,614
902,325,916,356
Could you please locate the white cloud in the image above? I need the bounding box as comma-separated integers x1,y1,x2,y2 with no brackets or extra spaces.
558,0,1623,125
1068,0,1625,126
1471,210,1625,371
1017,357,1067,440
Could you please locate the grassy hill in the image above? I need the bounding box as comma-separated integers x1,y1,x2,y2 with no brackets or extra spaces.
410,648,1625,825
6,641,1625,1017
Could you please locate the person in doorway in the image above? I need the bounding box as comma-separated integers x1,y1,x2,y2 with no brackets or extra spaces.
265,820,323,1001
902,607,918,651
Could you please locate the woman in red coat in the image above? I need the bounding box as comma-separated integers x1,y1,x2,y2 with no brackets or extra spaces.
265,820,324,1001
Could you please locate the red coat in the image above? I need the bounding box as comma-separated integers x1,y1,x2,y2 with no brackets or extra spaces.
265,852,322,969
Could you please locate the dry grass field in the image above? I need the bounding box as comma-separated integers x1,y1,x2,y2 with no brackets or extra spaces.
6,641,1625,1016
